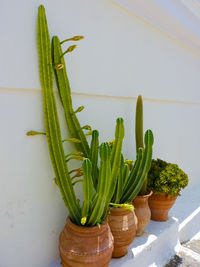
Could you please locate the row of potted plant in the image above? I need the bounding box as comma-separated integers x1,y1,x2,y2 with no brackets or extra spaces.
27,5,189,266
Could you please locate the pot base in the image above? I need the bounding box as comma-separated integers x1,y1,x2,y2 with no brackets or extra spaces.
133,191,152,236
59,217,113,267
108,207,137,258
148,193,177,221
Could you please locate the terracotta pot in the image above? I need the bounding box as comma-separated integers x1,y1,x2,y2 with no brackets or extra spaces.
132,191,152,236
59,217,113,267
148,193,177,221
108,207,137,258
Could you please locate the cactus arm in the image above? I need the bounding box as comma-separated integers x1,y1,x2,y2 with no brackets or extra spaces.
135,95,144,151
121,130,154,203
89,130,99,189
107,118,125,201
122,148,143,196
114,155,124,203
52,36,90,157
37,6,81,224
88,143,111,226
122,163,130,190
81,159,94,224
126,130,153,202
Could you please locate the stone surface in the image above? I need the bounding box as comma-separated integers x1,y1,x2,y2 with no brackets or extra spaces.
184,240,200,255
165,237,200,267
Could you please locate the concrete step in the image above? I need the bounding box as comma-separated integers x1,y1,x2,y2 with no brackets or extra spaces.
49,217,179,267
165,232,200,266
170,185,200,243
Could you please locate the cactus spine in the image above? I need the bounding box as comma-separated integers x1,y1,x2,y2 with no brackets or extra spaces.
135,95,148,195
52,36,90,158
37,5,81,224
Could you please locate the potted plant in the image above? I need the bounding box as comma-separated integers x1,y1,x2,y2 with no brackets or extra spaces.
132,95,153,236
47,12,154,259
148,159,189,221
108,129,154,257
34,5,126,266
48,13,154,257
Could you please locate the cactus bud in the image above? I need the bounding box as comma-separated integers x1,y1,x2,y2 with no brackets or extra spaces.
74,106,84,113
69,167,82,175
60,45,77,58
60,36,84,44
85,130,93,136
56,64,64,70
66,155,85,162
62,138,81,143
26,131,46,136
66,151,84,158
81,217,87,225
125,159,134,170
82,125,92,130
108,140,115,146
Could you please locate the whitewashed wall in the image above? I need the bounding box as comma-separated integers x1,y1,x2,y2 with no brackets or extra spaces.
0,0,200,266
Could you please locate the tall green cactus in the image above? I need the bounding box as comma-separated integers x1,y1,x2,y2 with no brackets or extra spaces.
135,95,144,151
52,36,90,158
135,95,148,195
36,5,125,226
37,5,81,224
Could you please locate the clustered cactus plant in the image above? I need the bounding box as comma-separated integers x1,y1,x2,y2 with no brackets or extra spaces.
148,159,188,196
36,5,125,226
111,129,154,205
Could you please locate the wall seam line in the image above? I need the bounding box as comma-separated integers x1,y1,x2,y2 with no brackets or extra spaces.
0,86,200,106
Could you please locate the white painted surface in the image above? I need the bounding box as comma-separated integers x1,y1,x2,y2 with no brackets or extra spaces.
1,0,200,102
112,0,200,53
0,0,200,266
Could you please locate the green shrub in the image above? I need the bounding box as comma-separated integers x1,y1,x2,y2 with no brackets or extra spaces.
148,159,188,196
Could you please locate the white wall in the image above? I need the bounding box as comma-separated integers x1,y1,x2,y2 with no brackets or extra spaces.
0,0,200,266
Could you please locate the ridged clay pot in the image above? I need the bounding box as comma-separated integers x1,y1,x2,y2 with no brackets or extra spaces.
108,207,137,258
59,217,113,267
132,191,152,236
148,193,177,221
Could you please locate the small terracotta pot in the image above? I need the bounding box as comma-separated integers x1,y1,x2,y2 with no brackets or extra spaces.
59,217,113,267
108,207,137,258
148,193,177,221
133,191,152,236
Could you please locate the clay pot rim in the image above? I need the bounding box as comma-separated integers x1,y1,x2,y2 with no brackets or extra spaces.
109,206,134,215
66,217,108,233
134,190,153,200
150,192,177,200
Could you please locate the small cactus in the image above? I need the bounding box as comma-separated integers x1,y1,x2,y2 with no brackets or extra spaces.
135,95,148,195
